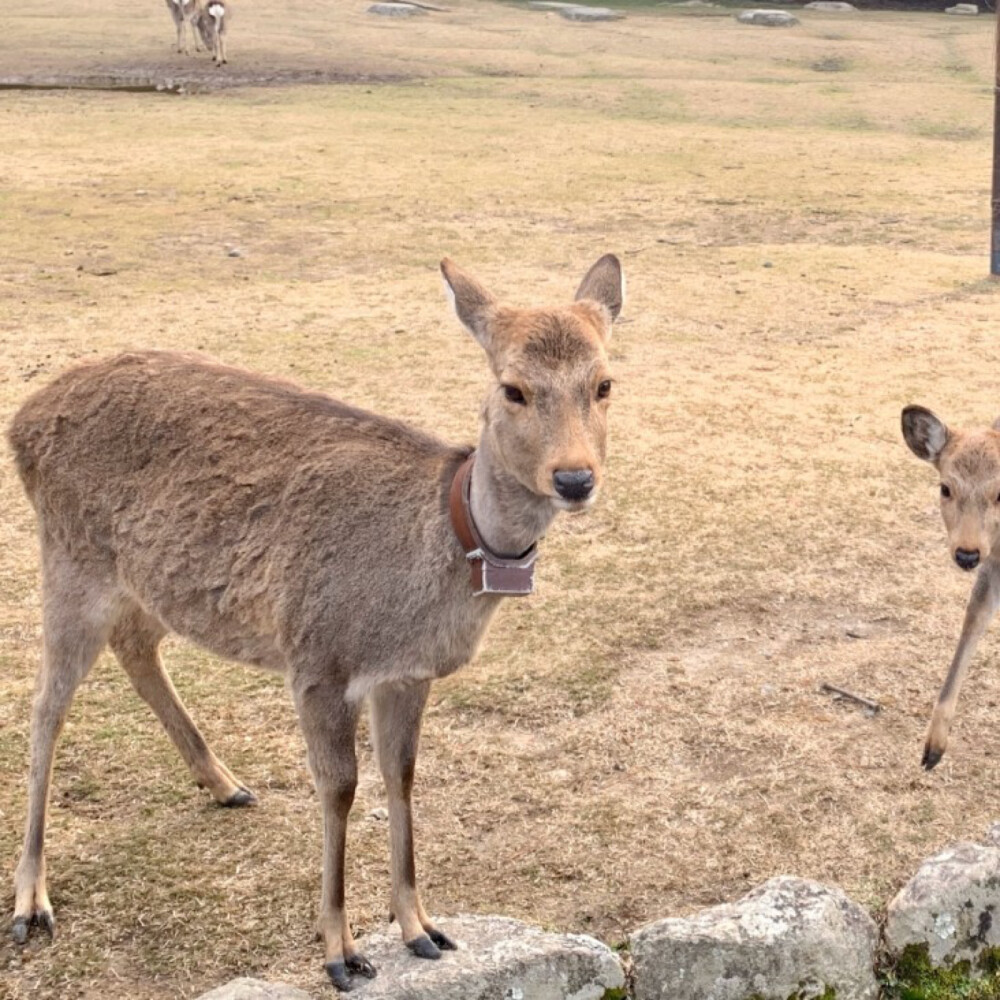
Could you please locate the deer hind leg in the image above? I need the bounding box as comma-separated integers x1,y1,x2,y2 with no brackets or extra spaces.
12,551,118,944
174,12,187,53
371,680,456,959
108,603,255,807
290,669,372,992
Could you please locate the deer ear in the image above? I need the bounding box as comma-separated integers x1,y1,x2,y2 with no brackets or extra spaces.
574,254,624,330
441,258,497,351
902,405,949,464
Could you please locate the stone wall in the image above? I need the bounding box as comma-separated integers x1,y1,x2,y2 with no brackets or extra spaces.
199,824,1000,999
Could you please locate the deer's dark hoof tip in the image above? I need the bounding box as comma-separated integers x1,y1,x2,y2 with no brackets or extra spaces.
325,961,357,991
428,928,457,951
346,953,377,979
37,910,55,937
406,934,442,960
222,787,257,808
11,910,53,945
922,745,944,771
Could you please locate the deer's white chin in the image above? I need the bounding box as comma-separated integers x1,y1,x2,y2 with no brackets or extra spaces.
552,494,598,514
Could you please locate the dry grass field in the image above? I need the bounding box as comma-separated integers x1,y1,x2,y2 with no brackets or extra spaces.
3,0,1000,996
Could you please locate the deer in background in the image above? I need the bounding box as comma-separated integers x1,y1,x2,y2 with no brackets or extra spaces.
195,0,228,65
164,0,202,54
902,405,1000,771
7,255,623,991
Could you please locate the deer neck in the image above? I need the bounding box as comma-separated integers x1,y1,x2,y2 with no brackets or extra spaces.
468,437,556,558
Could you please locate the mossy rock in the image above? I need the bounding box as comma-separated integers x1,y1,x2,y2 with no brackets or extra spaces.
883,942,1000,999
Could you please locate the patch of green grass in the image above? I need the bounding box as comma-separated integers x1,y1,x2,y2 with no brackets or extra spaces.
882,944,1000,1000
825,111,880,132
810,56,851,73
908,120,982,142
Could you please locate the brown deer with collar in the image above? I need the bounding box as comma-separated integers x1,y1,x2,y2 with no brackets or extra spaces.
902,405,1000,771
7,255,622,991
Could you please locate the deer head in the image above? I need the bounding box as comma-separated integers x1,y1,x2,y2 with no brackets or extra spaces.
902,405,1000,572
441,254,622,512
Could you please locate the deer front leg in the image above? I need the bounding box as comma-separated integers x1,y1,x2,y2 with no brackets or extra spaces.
290,671,374,992
924,557,1000,769
371,680,456,959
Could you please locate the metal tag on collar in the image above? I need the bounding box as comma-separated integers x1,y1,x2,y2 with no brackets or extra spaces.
468,547,537,596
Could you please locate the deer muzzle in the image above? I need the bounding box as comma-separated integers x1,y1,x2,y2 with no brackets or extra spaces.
553,469,595,502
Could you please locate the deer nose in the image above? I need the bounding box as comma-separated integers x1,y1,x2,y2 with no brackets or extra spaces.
553,469,595,501
955,548,980,571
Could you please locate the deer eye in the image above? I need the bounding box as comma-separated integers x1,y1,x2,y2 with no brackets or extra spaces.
503,384,526,405
597,379,612,400
940,483,952,499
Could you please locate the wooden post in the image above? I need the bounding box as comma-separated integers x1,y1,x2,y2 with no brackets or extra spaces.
993,0,1000,274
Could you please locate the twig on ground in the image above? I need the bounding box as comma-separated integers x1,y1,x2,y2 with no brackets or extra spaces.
819,683,881,714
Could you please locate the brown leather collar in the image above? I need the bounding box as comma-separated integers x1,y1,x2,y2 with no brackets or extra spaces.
449,453,537,596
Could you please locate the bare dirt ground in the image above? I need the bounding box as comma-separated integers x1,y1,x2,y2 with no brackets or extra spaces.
3,0,1000,996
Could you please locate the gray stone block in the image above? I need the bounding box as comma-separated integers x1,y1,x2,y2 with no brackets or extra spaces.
196,980,312,1000
351,914,625,999
631,876,879,1000
885,841,1000,967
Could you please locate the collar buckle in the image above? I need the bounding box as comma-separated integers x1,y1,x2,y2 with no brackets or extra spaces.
449,454,537,597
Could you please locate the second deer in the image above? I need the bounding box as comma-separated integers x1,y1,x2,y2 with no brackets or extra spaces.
902,404,1000,771
164,0,202,55
8,255,623,991
195,0,228,65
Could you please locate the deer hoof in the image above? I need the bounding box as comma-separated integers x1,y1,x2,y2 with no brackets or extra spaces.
11,909,54,945
427,927,456,951
37,909,55,937
222,786,257,808
406,934,442,960
325,961,357,991
346,953,377,979
922,744,944,771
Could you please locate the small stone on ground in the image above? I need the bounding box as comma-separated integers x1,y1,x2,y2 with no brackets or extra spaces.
558,6,626,19
736,8,799,24
367,2,426,15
